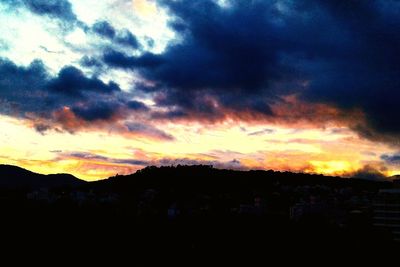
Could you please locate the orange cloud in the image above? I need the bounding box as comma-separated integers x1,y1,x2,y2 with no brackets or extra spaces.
150,94,366,133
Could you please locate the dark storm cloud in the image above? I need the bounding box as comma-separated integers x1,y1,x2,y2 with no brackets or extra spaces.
47,66,120,97
97,0,400,143
92,21,116,39
104,0,296,119
34,123,52,134
23,0,77,22
115,29,140,49
0,57,139,128
91,21,140,49
381,153,400,166
103,49,163,68
2,0,399,145
80,56,102,68
0,58,50,115
1,0,78,23
99,0,308,120
298,0,400,142
0,58,120,103
71,102,117,122
126,100,149,111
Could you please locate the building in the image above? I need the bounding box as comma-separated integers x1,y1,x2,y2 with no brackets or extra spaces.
373,189,400,242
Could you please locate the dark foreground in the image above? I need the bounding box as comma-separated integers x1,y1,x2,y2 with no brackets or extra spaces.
1,165,399,263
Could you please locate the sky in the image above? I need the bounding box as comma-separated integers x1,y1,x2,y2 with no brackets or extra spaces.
0,0,399,181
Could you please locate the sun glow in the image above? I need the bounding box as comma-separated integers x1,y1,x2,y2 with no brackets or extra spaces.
132,0,158,18
0,114,398,180
309,160,355,176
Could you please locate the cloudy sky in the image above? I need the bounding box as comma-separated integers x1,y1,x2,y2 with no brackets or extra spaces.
0,0,399,180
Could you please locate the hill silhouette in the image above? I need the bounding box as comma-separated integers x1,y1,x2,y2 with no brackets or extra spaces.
0,164,398,261
0,163,392,191
0,164,86,189
0,163,393,189
93,164,392,193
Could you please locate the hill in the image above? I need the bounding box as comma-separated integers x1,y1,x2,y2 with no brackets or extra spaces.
93,165,392,193
0,164,86,189
0,164,398,258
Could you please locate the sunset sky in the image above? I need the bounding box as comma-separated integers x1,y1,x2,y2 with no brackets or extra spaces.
0,0,399,181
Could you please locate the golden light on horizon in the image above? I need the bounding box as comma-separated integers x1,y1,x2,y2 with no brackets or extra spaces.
309,160,356,176
0,114,399,181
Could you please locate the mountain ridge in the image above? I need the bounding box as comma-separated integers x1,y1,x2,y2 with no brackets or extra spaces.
0,164,86,188
0,164,395,190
